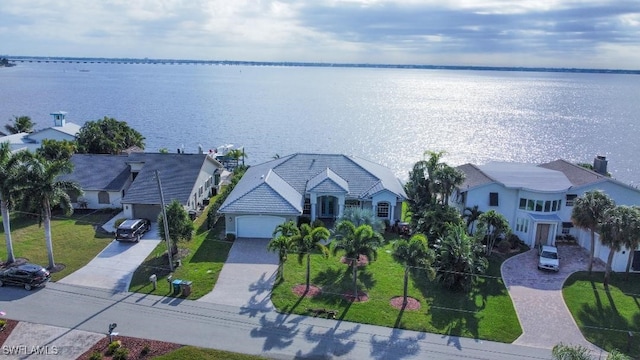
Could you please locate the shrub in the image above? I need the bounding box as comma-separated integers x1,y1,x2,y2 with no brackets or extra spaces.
0,319,6,328
507,233,522,249
140,344,151,356
112,347,129,360
311,219,325,229
226,233,236,242
89,351,103,360
497,239,511,253
297,216,311,227
106,340,121,355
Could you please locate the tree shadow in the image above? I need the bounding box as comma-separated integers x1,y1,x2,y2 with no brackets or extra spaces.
190,234,232,263
239,272,276,317
293,322,361,359
370,328,426,360
249,313,303,352
576,303,633,356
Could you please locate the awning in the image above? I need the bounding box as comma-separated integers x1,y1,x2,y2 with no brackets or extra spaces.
528,213,563,222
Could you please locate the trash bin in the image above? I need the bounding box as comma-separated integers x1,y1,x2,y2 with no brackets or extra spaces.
172,279,182,295
180,280,193,296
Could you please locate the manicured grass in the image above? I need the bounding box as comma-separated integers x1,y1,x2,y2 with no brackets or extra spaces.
271,240,522,343
128,204,232,299
563,272,640,359
154,346,269,360
0,211,115,280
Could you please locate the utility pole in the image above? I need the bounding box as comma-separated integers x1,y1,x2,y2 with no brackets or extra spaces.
155,170,173,272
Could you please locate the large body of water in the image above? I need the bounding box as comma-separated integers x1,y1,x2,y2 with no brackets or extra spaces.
1,62,639,186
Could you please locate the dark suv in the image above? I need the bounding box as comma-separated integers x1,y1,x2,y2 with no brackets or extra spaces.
115,218,151,242
0,263,51,290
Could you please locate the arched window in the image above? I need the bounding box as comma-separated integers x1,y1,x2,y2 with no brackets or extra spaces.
98,191,110,204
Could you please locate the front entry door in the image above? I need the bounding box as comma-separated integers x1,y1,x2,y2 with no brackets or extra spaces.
320,197,335,218
535,224,550,246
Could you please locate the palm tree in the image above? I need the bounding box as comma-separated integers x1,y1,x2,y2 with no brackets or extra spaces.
267,235,293,281
331,220,384,299
392,233,435,306
433,222,488,290
571,190,615,273
11,155,81,269
477,210,510,256
0,143,30,264
291,224,330,292
433,164,465,206
338,207,384,233
462,205,483,234
273,221,299,238
552,343,630,360
5,115,35,134
599,205,636,288
624,206,640,277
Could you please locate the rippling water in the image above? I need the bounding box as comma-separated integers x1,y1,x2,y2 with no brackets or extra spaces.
1,63,639,185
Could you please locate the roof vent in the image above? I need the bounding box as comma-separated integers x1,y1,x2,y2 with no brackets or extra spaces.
593,155,608,175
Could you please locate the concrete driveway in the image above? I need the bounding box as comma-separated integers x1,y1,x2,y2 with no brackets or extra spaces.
502,244,606,355
198,237,278,313
57,224,162,293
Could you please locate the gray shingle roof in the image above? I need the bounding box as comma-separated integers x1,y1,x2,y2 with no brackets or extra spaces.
538,159,608,187
60,154,131,191
220,153,406,215
456,163,495,190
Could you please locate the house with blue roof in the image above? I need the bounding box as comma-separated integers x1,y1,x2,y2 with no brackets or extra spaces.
454,156,640,272
61,152,223,221
219,153,407,239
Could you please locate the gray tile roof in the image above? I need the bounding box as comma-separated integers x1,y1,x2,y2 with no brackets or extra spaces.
456,163,495,190
538,159,608,187
220,153,407,215
219,170,302,214
60,154,131,191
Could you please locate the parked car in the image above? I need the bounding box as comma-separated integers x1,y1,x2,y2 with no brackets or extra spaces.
115,218,151,243
0,263,51,290
538,244,560,272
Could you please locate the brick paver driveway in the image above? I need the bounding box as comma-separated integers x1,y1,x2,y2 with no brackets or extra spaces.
501,244,606,355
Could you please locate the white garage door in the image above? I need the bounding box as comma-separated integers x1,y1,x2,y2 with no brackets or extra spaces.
236,215,286,239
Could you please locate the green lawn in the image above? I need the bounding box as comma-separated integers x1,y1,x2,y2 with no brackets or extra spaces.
128,205,232,300
271,240,522,343
154,346,269,360
563,272,640,359
0,211,115,280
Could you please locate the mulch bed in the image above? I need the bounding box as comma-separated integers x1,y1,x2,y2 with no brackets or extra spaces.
0,319,19,346
389,296,421,310
77,335,182,360
340,255,369,267
292,284,322,298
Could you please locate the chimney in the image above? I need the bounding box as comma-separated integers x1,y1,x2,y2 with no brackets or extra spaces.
50,111,67,127
593,155,608,175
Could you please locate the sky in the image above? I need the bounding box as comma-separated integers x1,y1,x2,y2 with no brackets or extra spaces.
1,0,640,69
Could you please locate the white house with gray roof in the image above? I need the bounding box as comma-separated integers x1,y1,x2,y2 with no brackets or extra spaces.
454,156,640,272
62,152,223,220
1,112,81,152
219,153,407,239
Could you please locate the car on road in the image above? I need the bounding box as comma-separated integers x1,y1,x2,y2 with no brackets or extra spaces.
115,218,151,243
538,244,560,272
0,263,51,290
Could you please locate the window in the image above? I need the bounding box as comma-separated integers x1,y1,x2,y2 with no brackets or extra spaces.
535,200,543,212
303,198,311,215
98,191,110,204
552,200,558,212
562,222,573,234
516,218,529,233
199,185,203,196
377,202,390,218
566,194,577,206
544,201,551,212
489,192,499,206
345,199,360,209
519,198,526,209
527,199,534,211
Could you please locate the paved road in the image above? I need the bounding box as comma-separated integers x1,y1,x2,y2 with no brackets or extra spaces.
57,224,162,293
502,245,606,356
0,282,553,359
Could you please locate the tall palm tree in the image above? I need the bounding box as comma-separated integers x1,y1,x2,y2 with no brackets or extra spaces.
291,224,330,292
331,220,384,299
273,220,299,238
433,165,465,206
5,115,35,134
0,143,30,264
624,206,640,277
11,155,81,269
599,205,635,288
267,235,293,281
462,205,483,234
477,210,510,256
392,233,435,306
571,190,615,273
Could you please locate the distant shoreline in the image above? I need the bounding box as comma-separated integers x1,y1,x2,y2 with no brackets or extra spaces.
4,56,640,75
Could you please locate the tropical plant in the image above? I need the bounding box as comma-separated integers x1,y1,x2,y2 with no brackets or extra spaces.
571,190,615,273
36,139,77,161
463,205,483,234
624,206,640,277
227,148,247,166
291,223,330,291
599,205,640,288
272,220,300,239
76,116,145,154
267,234,293,281
392,233,435,306
158,199,194,254
5,115,35,134
0,143,30,264
433,164,465,206
552,343,630,360
10,155,81,269
477,210,510,256
331,220,384,298
415,204,464,240
338,207,384,233
433,222,488,290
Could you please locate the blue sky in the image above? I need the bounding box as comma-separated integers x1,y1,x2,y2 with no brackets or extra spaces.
1,0,639,69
